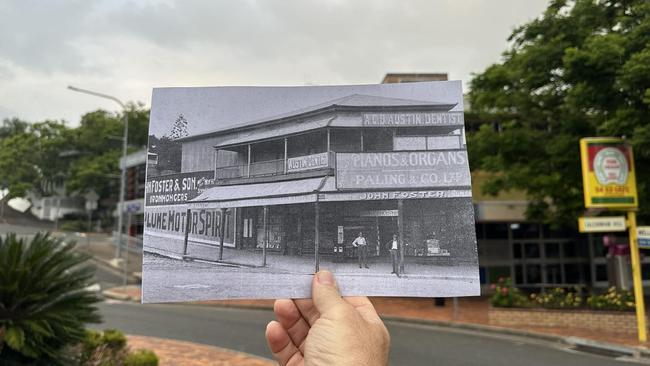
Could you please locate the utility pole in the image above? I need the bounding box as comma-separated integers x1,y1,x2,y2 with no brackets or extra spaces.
68,86,128,259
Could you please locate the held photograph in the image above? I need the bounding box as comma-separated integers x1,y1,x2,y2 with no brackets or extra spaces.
142,81,479,302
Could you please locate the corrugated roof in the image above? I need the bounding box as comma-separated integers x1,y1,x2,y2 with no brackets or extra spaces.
178,94,456,142
190,176,333,204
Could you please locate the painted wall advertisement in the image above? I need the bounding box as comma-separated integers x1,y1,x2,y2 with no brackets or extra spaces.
145,171,215,206
335,151,471,190
144,204,235,247
579,138,638,209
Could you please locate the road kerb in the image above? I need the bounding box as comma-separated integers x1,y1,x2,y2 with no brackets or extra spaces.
382,315,650,360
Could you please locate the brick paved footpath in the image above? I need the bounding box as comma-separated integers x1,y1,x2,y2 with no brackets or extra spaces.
127,335,273,366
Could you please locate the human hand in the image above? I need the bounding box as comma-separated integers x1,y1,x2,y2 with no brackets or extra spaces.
265,270,390,366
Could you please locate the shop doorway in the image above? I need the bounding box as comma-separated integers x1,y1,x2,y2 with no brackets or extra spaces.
377,216,398,256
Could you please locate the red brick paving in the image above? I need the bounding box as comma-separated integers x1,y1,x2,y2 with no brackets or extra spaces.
127,335,274,366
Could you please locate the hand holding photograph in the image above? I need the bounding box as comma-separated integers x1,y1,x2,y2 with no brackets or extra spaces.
142,81,479,302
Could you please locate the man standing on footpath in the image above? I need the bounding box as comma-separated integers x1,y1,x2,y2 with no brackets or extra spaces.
352,232,369,269
388,234,400,277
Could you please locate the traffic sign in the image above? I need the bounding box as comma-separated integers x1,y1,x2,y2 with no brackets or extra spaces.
639,227,650,249
578,216,627,233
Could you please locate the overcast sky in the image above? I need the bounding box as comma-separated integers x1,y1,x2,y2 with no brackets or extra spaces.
0,0,549,126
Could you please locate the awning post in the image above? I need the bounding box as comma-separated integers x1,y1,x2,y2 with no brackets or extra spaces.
247,144,252,178
315,202,320,273
219,208,226,260
283,137,288,174
398,199,404,274
182,208,191,258
262,206,268,267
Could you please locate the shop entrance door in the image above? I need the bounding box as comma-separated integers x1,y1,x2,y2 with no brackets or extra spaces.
377,216,398,257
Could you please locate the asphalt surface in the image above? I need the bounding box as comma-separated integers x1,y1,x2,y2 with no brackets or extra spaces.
96,301,639,366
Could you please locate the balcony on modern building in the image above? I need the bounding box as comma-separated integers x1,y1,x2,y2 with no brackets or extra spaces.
213,126,465,185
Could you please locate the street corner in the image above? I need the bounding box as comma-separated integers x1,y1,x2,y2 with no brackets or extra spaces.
102,285,142,302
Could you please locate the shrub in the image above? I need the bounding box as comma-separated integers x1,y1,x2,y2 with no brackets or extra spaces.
125,349,159,366
530,288,582,309
0,233,101,364
60,220,87,232
73,329,157,366
587,287,635,311
490,277,530,308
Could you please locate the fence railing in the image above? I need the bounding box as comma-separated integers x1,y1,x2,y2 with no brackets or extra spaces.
215,151,334,180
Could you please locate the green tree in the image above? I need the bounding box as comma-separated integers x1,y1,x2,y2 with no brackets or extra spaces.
0,233,101,364
469,0,650,224
0,119,70,198
64,103,149,199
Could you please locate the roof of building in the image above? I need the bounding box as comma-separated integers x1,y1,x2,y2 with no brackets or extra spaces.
382,73,448,83
177,94,456,143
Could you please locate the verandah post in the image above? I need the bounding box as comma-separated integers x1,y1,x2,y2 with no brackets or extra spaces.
182,208,191,258
219,208,226,260
398,199,404,274
315,201,320,273
263,206,268,267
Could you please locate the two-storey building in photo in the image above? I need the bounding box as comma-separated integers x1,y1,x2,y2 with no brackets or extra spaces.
179,94,476,271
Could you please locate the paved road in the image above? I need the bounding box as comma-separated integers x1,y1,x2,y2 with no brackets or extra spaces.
97,301,637,366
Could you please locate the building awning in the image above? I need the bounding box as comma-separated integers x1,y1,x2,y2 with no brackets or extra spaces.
189,176,336,209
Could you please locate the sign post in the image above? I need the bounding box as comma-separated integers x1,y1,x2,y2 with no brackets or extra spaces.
638,227,650,249
580,137,645,341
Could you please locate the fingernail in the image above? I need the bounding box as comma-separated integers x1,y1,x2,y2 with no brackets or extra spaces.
317,270,334,286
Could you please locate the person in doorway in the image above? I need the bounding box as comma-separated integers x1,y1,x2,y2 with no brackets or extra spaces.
387,234,400,277
352,232,369,269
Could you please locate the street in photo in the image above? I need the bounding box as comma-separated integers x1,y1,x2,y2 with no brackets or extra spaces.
142,81,479,302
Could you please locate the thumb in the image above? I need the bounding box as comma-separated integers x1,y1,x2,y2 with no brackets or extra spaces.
312,270,346,314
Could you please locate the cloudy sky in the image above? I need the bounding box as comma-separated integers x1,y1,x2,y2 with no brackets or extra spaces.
0,0,549,126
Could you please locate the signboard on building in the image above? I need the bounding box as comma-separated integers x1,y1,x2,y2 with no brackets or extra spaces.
638,227,650,249
286,152,329,172
145,171,215,206
336,151,471,190
362,112,464,127
578,216,627,233
144,204,235,247
579,137,638,209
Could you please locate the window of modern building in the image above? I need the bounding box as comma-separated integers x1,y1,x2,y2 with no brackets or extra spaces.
545,264,562,284
595,264,608,282
512,223,540,239
524,243,540,258
488,266,511,284
485,223,509,239
563,263,582,283
515,265,524,284
544,242,560,258
526,264,542,284
513,243,522,259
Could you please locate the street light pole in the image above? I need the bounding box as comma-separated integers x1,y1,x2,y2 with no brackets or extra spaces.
68,86,128,258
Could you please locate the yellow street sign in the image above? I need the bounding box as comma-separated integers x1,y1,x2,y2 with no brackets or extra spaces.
578,216,627,233
580,137,638,209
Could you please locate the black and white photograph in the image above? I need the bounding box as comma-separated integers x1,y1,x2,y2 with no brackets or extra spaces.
142,81,479,302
